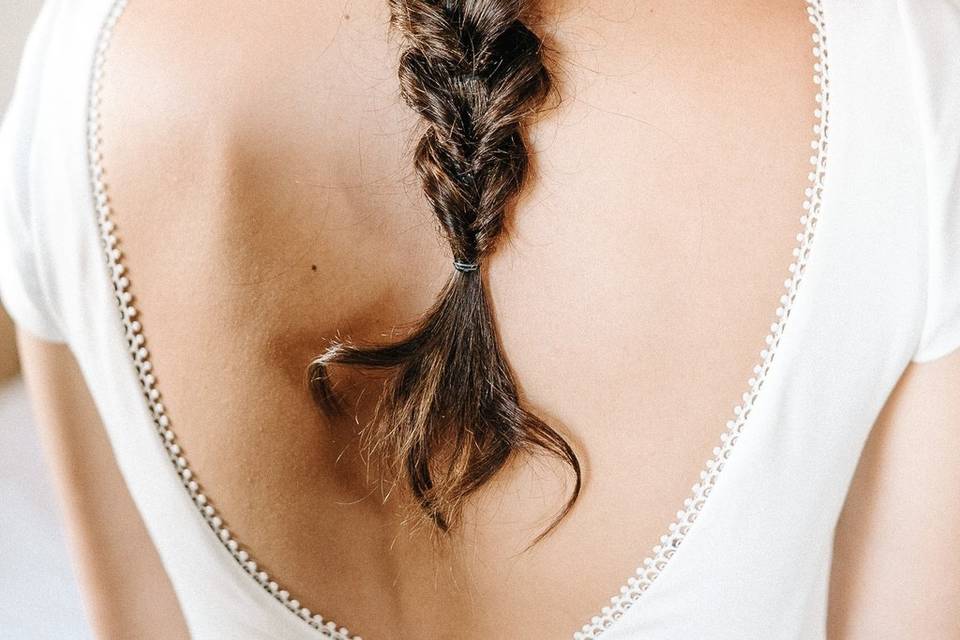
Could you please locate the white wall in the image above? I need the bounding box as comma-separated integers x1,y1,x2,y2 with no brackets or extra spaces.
0,0,44,380
0,0,43,108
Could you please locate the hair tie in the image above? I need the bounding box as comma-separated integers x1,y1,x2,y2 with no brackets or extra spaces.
453,260,479,273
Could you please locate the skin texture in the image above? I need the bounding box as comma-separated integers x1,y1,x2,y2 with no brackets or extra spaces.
12,0,960,638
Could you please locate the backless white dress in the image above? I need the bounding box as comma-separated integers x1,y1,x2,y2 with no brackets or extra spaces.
1,1,959,638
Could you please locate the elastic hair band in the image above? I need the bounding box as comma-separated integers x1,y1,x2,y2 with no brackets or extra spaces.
453,260,479,273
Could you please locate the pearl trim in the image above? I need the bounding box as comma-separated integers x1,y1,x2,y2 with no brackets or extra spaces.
86,1,360,638
571,1,831,638
86,0,830,638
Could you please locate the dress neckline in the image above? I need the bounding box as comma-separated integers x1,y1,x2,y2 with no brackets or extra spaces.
84,1,831,638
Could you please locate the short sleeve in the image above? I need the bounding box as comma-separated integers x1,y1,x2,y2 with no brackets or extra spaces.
913,201,960,364
901,1,960,363
0,1,66,344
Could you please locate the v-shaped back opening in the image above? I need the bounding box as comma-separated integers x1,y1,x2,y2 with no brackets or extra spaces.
85,0,832,638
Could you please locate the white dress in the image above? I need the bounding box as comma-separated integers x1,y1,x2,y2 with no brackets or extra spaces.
1,1,958,639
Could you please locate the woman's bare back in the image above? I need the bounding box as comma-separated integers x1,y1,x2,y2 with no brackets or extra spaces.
101,1,816,637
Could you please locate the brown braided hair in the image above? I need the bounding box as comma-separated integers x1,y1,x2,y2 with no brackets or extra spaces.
307,0,580,549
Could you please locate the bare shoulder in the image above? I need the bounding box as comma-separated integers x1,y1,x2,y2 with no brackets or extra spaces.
829,346,960,638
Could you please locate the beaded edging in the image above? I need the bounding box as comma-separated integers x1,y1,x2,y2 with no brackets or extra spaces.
86,2,360,639
87,1,830,638
571,1,832,638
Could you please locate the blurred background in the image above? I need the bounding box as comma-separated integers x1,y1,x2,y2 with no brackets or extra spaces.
1,2,93,638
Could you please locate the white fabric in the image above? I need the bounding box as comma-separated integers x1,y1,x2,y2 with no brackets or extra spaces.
0,1,958,639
